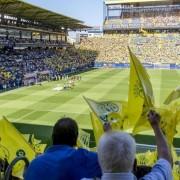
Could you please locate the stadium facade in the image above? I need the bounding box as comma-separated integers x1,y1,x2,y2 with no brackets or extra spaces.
103,0,180,32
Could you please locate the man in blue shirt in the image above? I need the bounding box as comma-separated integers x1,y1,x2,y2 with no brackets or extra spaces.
25,117,102,180
98,110,173,180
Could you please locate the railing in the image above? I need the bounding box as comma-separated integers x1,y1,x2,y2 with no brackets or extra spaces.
103,24,180,30
94,62,180,70
136,143,180,154
108,5,180,12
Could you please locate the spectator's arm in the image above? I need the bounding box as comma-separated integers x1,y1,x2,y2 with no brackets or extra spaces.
147,110,173,167
103,122,112,132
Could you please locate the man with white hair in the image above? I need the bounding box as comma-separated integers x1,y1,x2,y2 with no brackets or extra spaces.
98,110,173,180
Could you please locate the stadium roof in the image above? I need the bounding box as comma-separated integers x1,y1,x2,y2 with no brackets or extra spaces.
0,0,89,30
105,0,176,4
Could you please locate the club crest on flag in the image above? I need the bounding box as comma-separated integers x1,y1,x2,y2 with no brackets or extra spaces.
98,102,120,122
98,102,120,113
133,80,144,98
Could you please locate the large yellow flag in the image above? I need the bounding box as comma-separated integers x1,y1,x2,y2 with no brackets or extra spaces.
128,47,154,130
0,117,36,177
128,49,179,143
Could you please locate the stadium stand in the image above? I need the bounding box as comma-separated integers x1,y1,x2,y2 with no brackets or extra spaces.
104,0,180,30
79,0,180,64
104,9,180,30
0,47,95,91
0,0,94,92
79,32,180,63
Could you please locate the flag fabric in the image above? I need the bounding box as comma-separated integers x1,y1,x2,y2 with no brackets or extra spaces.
84,97,126,126
22,134,47,154
90,111,127,146
29,134,47,154
133,107,178,145
164,86,180,105
84,97,127,145
90,112,104,145
132,105,151,135
170,102,180,135
128,47,154,131
22,134,30,142
0,117,36,177
77,129,91,150
158,108,178,145
136,150,157,166
136,150,180,179
128,48,178,145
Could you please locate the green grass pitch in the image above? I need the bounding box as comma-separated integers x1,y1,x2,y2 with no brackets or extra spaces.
0,68,179,132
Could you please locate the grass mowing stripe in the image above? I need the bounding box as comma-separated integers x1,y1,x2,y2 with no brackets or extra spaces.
6,86,66,120
38,69,126,124
0,69,179,130
9,69,123,124
159,69,180,106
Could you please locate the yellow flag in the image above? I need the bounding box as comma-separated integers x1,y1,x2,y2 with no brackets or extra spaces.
132,105,151,134
139,27,148,36
158,108,178,145
90,112,104,145
84,97,126,125
136,150,157,166
84,97,127,144
133,107,178,145
169,102,180,127
136,150,180,179
128,47,154,130
77,129,91,150
164,86,180,105
0,117,36,177
30,134,47,154
127,48,178,143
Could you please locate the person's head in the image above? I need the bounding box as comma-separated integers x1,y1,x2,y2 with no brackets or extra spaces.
52,117,78,147
97,131,136,173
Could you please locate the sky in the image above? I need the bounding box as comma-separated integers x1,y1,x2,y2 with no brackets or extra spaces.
25,0,104,27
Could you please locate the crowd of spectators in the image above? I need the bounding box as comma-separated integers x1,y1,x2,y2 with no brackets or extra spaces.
1,30,179,91
79,32,180,64
104,10,180,30
0,36,65,47
0,47,95,91
25,111,173,180
44,48,96,77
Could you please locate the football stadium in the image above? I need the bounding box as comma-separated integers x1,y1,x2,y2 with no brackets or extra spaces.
0,0,180,179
